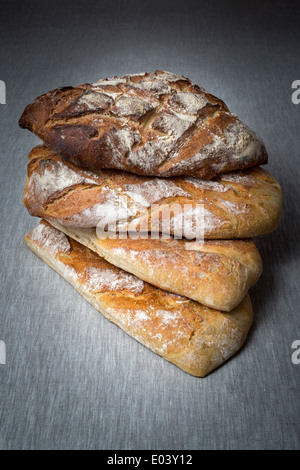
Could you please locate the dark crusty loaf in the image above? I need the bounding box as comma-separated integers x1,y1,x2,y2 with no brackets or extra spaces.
24,220,254,377
19,70,268,179
24,145,282,239
49,221,262,312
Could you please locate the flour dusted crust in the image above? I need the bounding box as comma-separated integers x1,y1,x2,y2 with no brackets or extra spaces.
49,221,262,312
19,70,268,179
24,220,253,377
24,145,282,239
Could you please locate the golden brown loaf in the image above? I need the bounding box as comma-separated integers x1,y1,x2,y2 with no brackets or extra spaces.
24,145,282,239
19,70,268,179
49,221,262,312
24,220,254,377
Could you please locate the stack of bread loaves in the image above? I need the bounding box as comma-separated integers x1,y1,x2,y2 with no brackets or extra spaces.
19,71,282,376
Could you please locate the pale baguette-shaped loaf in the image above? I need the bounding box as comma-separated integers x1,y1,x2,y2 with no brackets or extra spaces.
24,145,282,239
49,221,262,311
19,70,267,179
24,220,253,377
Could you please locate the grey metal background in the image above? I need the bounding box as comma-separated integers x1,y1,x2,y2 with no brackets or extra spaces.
0,0,299,450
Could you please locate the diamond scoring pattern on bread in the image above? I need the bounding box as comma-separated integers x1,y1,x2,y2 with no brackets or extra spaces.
19,70,268,178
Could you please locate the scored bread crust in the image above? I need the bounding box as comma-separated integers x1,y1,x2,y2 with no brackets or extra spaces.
19,70,268,179
24,220,253,377
24,145,282,239
49,221,262,312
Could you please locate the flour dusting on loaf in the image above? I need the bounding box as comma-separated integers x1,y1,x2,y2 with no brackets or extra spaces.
24,146,282,238
26,158,97,205
84,266,145,294
124,179,189,207
29,221,71,255
183,176,229,192
107,305,195,356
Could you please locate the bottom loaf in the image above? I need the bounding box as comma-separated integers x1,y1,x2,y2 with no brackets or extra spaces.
24,220,254,377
